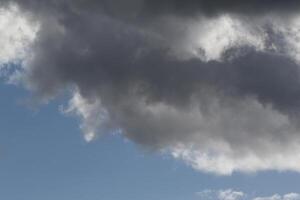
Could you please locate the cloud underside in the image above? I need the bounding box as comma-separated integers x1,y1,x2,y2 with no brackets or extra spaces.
3,0,300,175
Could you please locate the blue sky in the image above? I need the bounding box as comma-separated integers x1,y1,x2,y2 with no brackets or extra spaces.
1,81,300,200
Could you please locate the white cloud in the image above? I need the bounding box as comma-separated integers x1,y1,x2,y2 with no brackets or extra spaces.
0,3,38,66
165,14,300,64
218,189,245,200
159,14,266,61
254,193,300,200
197,190,300,200
197,189,245,200
62,89,114,142
191,15,265,61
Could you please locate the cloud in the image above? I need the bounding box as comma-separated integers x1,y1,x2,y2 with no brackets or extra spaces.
2,1,300,175
0,3,38,67
141,0,300,17
197,189,245,200
253,193,300,200
6,0,300,18
196,190,300,200
218,190,245,200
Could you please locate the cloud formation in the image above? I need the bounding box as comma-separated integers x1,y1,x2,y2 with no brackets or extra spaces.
197,189,245,200
197,189,300,200
0,3,37,70
2,0,300,174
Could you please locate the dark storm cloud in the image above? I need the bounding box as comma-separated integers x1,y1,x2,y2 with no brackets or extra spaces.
3,0,300,174
3,0,300,20
23,10,300,116
143,0,300,16
21,8,300,148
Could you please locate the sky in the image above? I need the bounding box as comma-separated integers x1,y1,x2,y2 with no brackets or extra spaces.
2,81,300,200
2,0,300,199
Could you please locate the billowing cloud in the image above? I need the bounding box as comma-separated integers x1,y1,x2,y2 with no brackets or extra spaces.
2,0,300,174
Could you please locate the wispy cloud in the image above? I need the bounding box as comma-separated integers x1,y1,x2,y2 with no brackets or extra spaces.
196,189,300,200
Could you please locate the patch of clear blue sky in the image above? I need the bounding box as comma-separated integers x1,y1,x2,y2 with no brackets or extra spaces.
1,82,300,200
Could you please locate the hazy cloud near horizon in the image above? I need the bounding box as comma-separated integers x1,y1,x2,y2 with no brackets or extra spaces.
2,0,300,174
196,189,300,200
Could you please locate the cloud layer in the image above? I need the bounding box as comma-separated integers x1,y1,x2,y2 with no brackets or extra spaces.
2,0,300,174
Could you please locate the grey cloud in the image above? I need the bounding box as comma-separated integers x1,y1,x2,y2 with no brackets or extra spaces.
142,0,300,17
3,0,300,21
3,0,300,174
